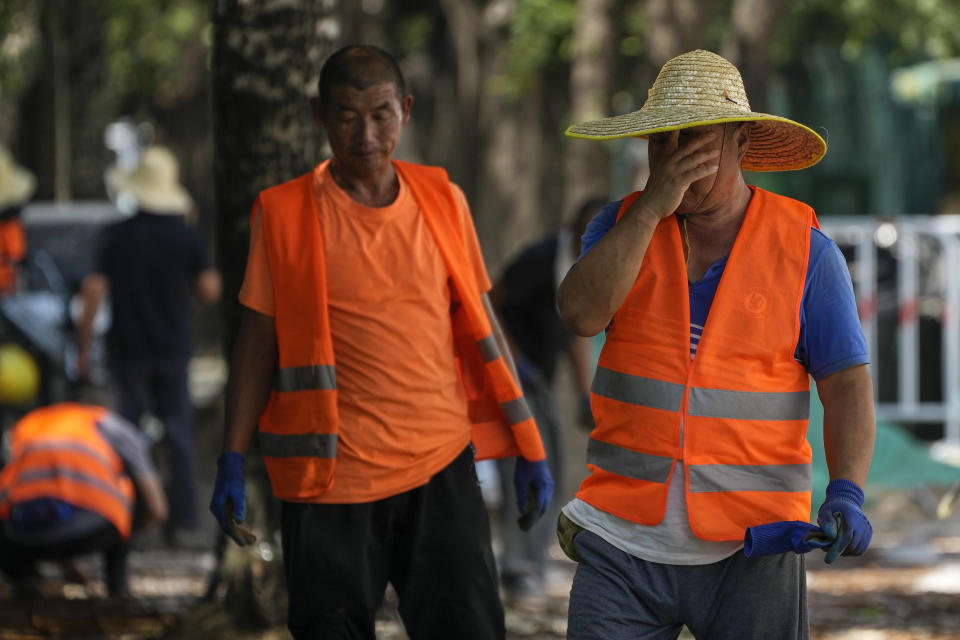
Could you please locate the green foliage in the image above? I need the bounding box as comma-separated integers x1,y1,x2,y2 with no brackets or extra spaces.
397,12,433,55
776,0,960,66
104,0,208,105
618,3,645,58
497,0,577,98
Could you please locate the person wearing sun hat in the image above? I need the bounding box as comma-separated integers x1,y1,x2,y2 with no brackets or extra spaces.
0,147,36,295
556,50,875,638
103,145,195,217
76,144,221,549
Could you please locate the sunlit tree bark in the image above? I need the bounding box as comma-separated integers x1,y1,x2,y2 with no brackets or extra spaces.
210,0,340,626
564,0,614,214
722,0,792,112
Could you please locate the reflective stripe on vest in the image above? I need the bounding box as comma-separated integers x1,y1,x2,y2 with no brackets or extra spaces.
688,462,811,493
259,432,337,459
260,365,339,460
688,387,809,421
274,365,336,392
18,441,115,470
593,366,810,422
477,334,501,363
591,367,684,412
501,397,532,426
585,439,811,492
13,469,133,508
586,438,674,483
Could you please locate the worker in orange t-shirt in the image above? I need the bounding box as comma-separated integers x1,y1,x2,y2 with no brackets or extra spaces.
0,147,35,295
209,45,553,640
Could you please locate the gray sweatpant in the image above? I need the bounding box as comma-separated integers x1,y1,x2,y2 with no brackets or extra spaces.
567,530,808,640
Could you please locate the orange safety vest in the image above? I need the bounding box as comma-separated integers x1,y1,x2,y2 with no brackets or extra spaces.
0,404,135,539
0,218,25,294
253,160,546,501
581,186,816,541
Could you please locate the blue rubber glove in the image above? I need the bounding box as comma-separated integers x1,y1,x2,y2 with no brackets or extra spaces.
817,478,873,564
514,458,555,531
744,521,833,558
209,452,247,545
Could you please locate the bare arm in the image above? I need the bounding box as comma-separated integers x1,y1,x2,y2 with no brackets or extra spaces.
222,306,277,455
195,268,222,305
816,364,875,487
557,130,720,336
567,334,594,395
77,274,109,377
557,205,661,337
131,470,169,528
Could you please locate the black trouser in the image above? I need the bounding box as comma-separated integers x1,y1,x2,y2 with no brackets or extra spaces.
0,520,129,596
280,445,505,640
112,359,196,530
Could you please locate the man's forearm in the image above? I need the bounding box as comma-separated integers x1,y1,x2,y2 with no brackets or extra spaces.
816,364,876,487
568,336,593,396
557,206,660,337
223,307,278,455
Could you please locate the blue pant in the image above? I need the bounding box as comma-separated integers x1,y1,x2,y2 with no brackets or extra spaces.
568,530,808,640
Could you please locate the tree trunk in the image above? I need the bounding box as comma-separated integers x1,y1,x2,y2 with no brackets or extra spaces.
211,0,336,350
209,0,340,626
472,5,545,274
645,0,715,68
722,0,792,112
564,0,615,214
16,0,113,203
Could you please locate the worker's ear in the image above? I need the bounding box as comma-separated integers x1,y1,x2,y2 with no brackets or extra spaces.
310,97,325,131
399,93,413,126
734,123,750,163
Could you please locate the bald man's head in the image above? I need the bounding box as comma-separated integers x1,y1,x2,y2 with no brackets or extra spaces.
318,45,406,110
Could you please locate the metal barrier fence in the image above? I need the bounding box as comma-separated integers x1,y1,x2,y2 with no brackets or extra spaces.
820,216,960,457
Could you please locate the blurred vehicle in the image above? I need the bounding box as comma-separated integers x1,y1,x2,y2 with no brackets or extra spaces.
0,201,124,403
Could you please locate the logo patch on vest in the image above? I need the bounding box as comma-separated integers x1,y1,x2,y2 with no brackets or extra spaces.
743,289,769,316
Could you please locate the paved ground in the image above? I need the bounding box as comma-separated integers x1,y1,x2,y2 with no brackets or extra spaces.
2,359,959,638
3,485,958,639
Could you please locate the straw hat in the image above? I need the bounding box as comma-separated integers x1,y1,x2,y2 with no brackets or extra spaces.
0,147,36,210
105,145,192,215
566,50,826,172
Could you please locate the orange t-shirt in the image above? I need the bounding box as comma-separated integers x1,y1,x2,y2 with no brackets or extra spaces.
239,163,492,503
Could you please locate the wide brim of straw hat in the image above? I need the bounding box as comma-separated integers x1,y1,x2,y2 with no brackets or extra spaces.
565,49,826,172
105,162,192,215
0,156,36,210
566,109,826,172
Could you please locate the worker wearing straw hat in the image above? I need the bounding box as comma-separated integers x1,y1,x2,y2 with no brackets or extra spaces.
0,147,35,295
77,144,221,548
557,50,876,638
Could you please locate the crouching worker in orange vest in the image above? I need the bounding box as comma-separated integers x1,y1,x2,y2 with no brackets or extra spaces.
556,50,876,639
0,403,168,598
209,45,553,640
